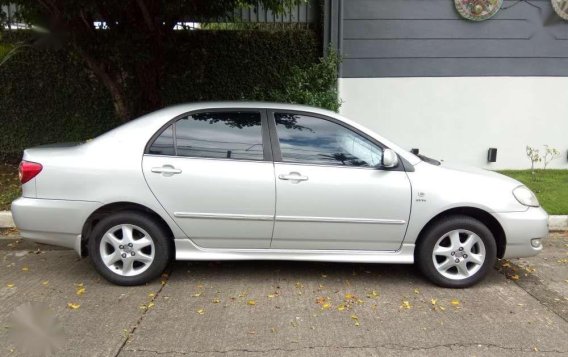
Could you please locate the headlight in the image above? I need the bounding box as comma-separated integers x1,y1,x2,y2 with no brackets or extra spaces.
513,186,540,207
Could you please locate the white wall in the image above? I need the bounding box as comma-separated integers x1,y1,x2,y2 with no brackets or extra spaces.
339,77,568,170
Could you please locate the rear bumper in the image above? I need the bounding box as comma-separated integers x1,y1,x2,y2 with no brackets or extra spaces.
494,207,549,259
11,197,101,256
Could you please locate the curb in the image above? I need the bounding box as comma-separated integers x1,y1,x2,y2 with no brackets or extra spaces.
1,210,567,231
549,215,568,231
0,211,14,228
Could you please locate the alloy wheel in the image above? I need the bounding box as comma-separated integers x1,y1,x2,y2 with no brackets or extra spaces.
99,224,155,276
431,229,486,280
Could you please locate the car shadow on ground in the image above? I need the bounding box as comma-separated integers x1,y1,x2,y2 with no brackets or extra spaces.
164,259,503,289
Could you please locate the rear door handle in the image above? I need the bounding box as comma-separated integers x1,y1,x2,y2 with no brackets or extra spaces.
278,172,309,182
151,166,182,175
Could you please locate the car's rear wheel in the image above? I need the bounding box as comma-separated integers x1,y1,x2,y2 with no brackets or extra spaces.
88,211,172,286
416,215,497,288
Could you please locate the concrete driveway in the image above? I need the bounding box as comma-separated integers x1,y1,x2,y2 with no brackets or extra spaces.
1,230,567,357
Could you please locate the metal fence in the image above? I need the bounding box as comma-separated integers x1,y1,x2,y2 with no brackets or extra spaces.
2,1,318,31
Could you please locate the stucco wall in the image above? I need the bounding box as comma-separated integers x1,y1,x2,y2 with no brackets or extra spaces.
339,77,568,169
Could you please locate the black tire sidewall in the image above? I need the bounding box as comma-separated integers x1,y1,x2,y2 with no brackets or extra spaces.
88,211,172,286
416,215,497,288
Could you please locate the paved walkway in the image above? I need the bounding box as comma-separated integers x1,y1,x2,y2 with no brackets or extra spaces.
1,231,567,356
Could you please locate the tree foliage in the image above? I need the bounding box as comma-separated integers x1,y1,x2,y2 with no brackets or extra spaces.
0,0,307,121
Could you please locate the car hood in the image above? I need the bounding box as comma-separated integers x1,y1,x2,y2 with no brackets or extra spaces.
437,161,523,187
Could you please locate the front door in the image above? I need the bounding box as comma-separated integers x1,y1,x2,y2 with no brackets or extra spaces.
269,112,411,251
143,110,275,249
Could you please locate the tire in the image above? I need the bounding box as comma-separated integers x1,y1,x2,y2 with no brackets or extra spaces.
88,211,172,286
415,215,497,288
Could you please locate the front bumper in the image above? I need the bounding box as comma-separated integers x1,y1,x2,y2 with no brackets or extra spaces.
494,207,549,259
11,197,101,256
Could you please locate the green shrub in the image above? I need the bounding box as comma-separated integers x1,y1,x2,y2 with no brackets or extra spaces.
258,49,340,111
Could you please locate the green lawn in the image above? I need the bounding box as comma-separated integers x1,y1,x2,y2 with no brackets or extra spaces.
499,170,568,215
0,165,20,211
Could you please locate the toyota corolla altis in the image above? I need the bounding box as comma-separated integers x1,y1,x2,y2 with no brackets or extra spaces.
12,102,548,287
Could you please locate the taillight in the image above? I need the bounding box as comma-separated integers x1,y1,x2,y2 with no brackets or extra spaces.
19,161,43,184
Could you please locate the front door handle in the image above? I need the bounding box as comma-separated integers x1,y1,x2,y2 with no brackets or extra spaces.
278,172,309,182
151,165,182,175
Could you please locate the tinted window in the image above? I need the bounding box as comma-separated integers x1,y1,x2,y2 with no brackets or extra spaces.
149,125,175,156
175,112,264,160
275,113,383,167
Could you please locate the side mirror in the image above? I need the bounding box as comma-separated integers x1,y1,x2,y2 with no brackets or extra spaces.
382,149,399,168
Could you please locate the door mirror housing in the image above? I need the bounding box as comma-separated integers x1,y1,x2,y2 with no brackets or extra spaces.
382,149,399,168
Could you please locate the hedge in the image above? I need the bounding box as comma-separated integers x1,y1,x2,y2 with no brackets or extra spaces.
0,29,327,164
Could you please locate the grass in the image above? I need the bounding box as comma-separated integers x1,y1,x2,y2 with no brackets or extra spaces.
499,170,568,215
0,164,20,211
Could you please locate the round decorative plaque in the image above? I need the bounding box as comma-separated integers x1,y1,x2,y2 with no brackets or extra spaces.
454,0,503,21
552,0,568,20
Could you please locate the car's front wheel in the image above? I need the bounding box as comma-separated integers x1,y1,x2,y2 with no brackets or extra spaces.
416,215,497,288
89,211,172,286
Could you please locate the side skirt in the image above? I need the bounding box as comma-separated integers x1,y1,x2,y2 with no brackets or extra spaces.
174,239,415,264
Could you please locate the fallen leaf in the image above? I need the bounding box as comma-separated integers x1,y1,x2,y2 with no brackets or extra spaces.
401,300,412,309
147,302,155,309
196,308,205,315
21,267,29,272
501,261,511,268
351,314,360,326
337,303,346,311
212,298,221,303
67,303,80,310
148,292,155,298
414,288,420,294
76,287,86,296
192,292,203,297
450,299,461,306
345,293,355,300
431,298,437,305
315,296,326,304
322,303,331,310
509,274,520,281
247,300,256,306
6,283,15,288
42,281,49,286
366,290,379,299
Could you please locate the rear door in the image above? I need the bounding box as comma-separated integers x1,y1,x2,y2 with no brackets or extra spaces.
142,109,275,249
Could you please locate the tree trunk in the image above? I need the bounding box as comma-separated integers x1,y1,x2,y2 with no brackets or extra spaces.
74,46,131,122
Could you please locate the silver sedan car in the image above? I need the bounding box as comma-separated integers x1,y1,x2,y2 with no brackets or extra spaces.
12,102,548,287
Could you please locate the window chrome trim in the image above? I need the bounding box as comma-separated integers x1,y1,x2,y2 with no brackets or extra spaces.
143,154,273,165
274,161,380,171
276,216,406,225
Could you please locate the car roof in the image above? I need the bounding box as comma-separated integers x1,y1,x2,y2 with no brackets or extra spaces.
159,101,341,118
